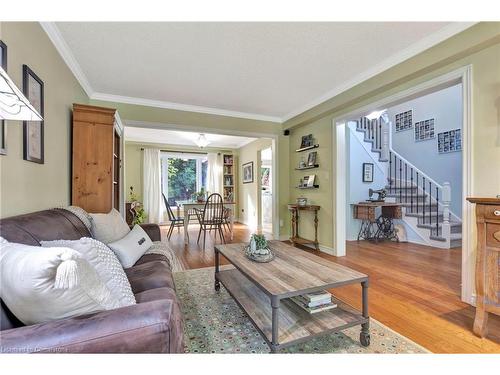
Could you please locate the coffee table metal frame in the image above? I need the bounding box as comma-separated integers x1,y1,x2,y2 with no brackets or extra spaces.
214,245,370,353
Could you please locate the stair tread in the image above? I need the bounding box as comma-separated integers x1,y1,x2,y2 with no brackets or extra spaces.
429,233,462,241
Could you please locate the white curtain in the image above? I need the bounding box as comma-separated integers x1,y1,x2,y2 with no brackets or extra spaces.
207,152,223,195
143,148,163,224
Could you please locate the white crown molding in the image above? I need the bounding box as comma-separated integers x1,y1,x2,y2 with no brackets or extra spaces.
41,21,475,125
281,22,477,122
91,92,282,123
40,22,94,97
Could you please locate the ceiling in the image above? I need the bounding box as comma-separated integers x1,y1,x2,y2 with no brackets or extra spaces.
44,22,473,122
124,127,257,149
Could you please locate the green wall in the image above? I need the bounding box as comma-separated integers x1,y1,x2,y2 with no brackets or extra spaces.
0,22,89,218
284,22,500,251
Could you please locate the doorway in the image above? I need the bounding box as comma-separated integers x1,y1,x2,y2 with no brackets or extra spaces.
260,147,273,236
333,66,473,304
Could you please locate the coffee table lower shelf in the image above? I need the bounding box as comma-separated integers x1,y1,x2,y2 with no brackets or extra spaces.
216,267,369,352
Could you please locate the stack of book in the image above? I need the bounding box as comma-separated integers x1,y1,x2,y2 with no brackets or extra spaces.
291,290,337,314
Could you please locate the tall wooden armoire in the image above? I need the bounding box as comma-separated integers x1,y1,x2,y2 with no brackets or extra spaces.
72,104,124,214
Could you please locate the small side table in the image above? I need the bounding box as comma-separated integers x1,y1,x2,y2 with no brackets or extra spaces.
352,202,402,242
288,204,320,250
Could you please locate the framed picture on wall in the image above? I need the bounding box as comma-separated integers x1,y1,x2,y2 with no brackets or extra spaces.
300,134,313,148
242,161,254,184
395,109,413,132
22,65,44,164
437,129,462,154
0,40,7,156
362,163,374,182
414,118,435,142
307,151,317,166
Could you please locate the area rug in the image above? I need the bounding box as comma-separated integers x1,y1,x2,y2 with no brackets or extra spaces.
173,267,429,354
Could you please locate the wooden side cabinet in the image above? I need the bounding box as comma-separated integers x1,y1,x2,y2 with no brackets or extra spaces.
467,197,500,338
72,104,123,214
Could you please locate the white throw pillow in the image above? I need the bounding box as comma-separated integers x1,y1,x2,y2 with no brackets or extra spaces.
0,240,121,325
89,208,130,244
108,225,153,268
41,237,136,306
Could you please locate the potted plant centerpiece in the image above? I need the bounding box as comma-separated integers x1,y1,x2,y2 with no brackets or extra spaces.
193,187,207,203
245,234,274,263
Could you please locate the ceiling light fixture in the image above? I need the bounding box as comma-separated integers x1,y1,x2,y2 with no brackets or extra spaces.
195,133,210,148
0,67,43,121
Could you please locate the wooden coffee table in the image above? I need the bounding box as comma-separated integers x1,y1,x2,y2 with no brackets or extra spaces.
214,241,370,353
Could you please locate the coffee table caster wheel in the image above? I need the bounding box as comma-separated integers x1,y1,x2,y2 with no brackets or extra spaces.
360,332,370,347
215,281,220,291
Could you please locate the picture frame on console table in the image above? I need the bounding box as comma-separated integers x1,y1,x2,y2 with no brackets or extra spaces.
22,65,44,164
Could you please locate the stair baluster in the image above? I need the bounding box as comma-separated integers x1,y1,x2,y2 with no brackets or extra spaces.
422,177,426,224
399,158,402,203
429,181,432,228
435,186,439,235
410,168,414,212
389,151,393,194
405,163,408,204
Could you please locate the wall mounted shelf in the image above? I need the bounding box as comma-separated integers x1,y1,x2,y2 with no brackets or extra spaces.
295,144,319,153
295,164,319,171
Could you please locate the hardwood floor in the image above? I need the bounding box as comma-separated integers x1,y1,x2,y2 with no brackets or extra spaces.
162,222,500,353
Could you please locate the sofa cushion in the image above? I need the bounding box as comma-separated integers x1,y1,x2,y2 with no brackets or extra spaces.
135,253,170,265
108,225,153,268
125,261,175,294
0,240,121,325
89,209,130,244
41,237,136,307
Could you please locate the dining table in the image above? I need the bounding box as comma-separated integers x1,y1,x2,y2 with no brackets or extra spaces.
178,201,236,245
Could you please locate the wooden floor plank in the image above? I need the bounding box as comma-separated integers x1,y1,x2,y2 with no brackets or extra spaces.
163,223,500,353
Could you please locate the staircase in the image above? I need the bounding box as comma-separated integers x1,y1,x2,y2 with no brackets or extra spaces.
355,116,462,249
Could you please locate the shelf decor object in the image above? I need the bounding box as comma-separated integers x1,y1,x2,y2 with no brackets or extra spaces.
395,109,412,132
414,118,435,142
288,204,321,251
223,153,235,202
437,129,462,153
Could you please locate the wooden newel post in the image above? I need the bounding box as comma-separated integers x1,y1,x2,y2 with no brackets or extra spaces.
442,182,451,242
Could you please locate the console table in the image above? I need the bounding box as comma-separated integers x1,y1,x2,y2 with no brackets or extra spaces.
288,204,320,250
352,202,403,242
467,197,500,338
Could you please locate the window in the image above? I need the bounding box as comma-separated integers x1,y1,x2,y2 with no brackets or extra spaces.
161,153,208,204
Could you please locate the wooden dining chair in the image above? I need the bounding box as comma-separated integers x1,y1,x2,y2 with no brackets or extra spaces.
194,193,225,250
162,194,184,240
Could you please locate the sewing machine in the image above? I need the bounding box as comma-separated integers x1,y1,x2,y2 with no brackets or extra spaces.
366,188,386,202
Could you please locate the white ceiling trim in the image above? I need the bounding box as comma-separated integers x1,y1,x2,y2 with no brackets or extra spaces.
41,22,475,124
40,22,94,97
281,22,476,122
91,92,282,123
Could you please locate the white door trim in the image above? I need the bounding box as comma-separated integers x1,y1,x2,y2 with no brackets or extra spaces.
124,120,281,241
333,65,474,304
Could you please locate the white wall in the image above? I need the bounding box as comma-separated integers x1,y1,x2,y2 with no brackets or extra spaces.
237,138,272,229
388,84,463,217
346,123,387,240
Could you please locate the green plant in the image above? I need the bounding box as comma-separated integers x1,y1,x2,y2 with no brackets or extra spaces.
129,186,147,225
250,234,268,250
